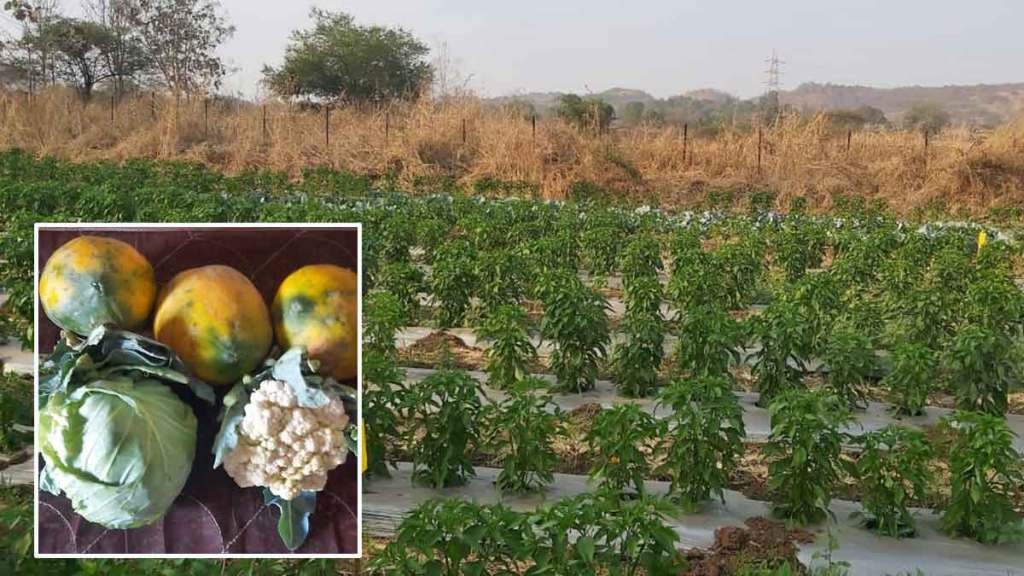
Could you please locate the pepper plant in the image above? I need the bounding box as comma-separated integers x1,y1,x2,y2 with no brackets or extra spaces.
851,426,934,537
528,490,683,576
751,298,810,407
364,291,406,358
673,303,745,378
377,260,425,322
539,272,610,393
404,369,483,488
946,324,1015,415
477,304,537,390
764,390,852,524
619,232,663,291
772,215,826,281
656,376,745,510
474,248,526,312
368,499,530,576
362,351,407,478
585,404,664,495
823,322,876,409
430,238,477,328
882,343,937,416
940,411,1024,544
482,377,562,493
612,275,665,397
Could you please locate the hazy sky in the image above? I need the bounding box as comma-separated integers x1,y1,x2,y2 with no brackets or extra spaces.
42,1,1024,98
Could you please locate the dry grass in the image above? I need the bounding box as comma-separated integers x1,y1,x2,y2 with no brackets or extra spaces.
3,88,1024,214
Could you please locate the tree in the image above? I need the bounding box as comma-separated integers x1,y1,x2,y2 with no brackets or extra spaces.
23,17,122,100
621,101,645,124
84,0,150,95
556,94,614,131
903,103,951,133
263,8,431,104
128,0,233,95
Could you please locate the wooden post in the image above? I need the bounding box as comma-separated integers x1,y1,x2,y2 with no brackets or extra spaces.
846,130,851,154
757,125,763,176
325,105,331,148
151,92,156,121
531,114,536,139
923,129,929,152
683,123,689,165
461,118,466,144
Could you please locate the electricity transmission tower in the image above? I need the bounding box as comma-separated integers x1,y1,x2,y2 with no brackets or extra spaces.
763,49,785,95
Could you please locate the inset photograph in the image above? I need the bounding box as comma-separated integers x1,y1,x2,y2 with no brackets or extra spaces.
34,224,360,556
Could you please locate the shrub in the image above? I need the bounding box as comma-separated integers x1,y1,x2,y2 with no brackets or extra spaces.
656,376,745,509
586,404,664,495
852,426,934,537
940,411,1024,543
540,272,610,393
483,377,562,493
882,343,937,416
764,390,852,524
478,304,537,390
404,369,482,488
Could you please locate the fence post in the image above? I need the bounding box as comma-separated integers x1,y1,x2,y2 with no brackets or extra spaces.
683,123,688,165
923,129,929,152
461,118,466,144
531,114,536,140
325,105,331,148
151,92,156,121
846,130,851,154
757,125,763,176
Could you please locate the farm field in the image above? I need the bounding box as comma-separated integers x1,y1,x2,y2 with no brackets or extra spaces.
1,149,1023,573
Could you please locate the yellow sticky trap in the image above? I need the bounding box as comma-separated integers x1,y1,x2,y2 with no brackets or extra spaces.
360,422,368,473
977,230,988,253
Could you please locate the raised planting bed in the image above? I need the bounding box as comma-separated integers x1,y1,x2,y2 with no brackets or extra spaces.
364,463,1024,576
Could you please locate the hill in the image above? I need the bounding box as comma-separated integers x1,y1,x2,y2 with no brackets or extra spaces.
491,82,1024,126
780,82,1024,126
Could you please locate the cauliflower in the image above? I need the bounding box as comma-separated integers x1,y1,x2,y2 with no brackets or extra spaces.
223,379,350,500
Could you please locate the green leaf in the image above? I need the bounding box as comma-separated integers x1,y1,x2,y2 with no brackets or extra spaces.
576,536,595,562
263,488,317,551
212,382,250,469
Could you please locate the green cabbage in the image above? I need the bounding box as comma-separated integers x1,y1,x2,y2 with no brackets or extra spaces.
38,376,197,529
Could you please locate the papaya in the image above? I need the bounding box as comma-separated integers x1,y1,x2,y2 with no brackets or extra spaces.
272,264,358,380
39,235,156,336
154,265,272,385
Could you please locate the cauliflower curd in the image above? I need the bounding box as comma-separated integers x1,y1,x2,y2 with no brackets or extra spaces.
223,379,350,500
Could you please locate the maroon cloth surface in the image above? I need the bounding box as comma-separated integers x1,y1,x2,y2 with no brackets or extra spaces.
36,226,360,555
